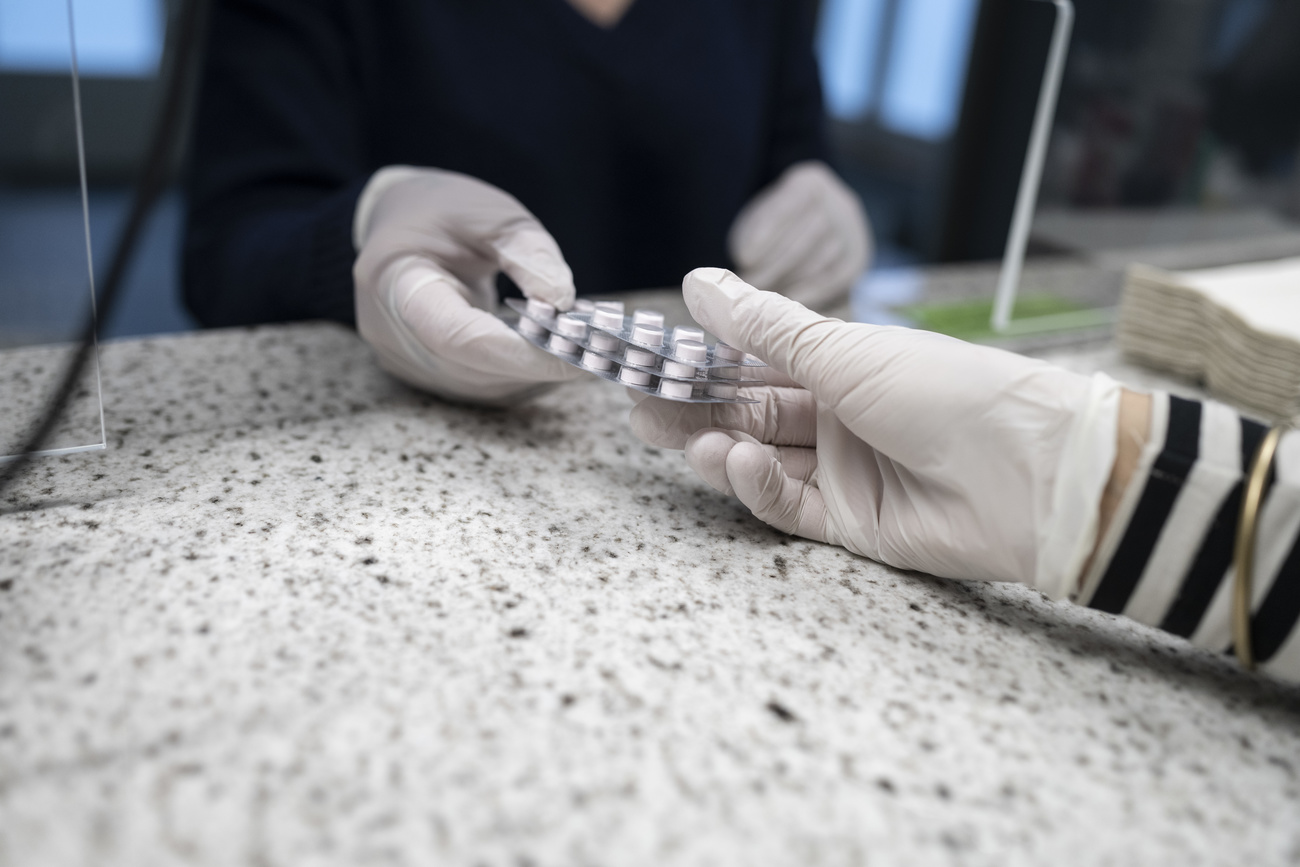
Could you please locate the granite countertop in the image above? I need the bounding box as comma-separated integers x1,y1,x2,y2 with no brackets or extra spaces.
2,315,1299,867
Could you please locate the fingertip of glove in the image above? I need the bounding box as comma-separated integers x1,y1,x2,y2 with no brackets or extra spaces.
684,428,741,496
681,268,753,331
684,266,748,292
730,439,783,482
494,231,576,309
725,439,772,472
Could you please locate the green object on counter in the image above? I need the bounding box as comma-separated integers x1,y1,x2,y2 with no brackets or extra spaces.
897,294,1110,341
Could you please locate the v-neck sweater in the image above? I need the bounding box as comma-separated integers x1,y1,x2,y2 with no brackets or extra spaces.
182,0,829,327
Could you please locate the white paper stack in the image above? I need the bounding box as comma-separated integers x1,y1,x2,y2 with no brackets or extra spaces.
1118,257,1300,422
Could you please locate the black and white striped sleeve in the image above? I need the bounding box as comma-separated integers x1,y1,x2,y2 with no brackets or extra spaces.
1075,393,1300,682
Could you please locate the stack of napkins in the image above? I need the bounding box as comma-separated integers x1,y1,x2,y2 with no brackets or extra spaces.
1118,257,1300,422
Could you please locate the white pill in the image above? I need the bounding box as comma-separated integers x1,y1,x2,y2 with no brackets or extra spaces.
658,378,694,399
573,298,596,314
631,324,664,347
581,350,613,371
595,300,625,313
672,326,705,345
548,333,579,354
672,339,708,363
589,330,622,352
662,359,698,379
526,299,556,320
632,309,665,328
517,317,547,338
707,381,738,400
624,346,660,368
714,342,744,362
712,365,740,380
555,314,587,339
618,366,651,386
593,308,624,330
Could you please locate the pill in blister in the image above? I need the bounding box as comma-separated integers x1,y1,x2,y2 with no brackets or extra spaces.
573,298,596,314
555,314,587,339
671,339,708,363
581,350,613,371
595,301,625,314
500,295,762,404
526,299,556,320
631,324,664,347
662,359,698,378
589,330,622,352
714,342,745,363
618,366,651,386
658,378,694,399
593,307,624,330
707,381,738,399
624,346,660,368
632,309,665,328
548,333,580,354
518,316,547,338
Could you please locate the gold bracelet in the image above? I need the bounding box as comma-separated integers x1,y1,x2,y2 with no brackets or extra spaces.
1232,425,1287,670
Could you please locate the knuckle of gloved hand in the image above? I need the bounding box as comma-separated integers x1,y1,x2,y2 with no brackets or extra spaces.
427,310,494,358
785,319,858,398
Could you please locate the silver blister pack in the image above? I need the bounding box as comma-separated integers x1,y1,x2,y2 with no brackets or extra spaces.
503,298,764,404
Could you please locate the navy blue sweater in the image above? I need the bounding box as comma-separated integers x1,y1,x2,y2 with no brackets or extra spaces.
182,0,830,327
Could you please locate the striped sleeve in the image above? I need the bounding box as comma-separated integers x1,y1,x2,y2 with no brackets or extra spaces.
1075,393,1300,682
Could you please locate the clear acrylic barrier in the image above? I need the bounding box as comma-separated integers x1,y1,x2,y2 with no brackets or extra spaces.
1003,0,1300,341
0,0,105,459
837,0,1300,350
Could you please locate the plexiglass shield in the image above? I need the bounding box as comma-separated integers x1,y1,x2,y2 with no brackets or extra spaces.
830,0,1300,349
0,0,106,459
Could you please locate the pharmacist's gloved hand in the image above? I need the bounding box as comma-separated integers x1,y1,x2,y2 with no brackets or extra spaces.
353,166,586,405
630,268,1122,598
728,161,872,310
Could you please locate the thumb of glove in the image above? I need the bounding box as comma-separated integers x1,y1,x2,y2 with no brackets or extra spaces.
492,226,576,311
682,267,889,409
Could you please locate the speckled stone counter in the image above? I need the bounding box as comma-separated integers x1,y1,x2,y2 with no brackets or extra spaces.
2,319,1299,867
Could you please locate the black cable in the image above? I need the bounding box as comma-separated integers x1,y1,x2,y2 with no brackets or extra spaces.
0,0,209,504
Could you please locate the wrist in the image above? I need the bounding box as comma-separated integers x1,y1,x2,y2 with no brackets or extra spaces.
1079,389,1153,583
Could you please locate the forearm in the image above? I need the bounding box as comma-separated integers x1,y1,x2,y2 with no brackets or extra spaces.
1081,389,1153,580
1077,392,1300,681
183,181,364,327
760,0,832,182
183,0,366,327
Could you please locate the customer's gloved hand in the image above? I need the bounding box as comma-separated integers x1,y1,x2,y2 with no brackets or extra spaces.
353,166,586,405
630,268,1122,599
728,161,872,310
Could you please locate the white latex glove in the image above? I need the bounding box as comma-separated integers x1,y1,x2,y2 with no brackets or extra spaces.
630,268,1122,599
353,166,586,405
727,160,872,310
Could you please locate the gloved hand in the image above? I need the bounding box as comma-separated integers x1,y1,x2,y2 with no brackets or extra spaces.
353,166,587,405
630,268,1123,599
727,161,872,310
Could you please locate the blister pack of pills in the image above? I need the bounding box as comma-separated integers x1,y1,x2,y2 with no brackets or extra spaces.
503,297,765,403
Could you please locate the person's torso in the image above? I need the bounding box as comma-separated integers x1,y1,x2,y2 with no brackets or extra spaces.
344,0,792,293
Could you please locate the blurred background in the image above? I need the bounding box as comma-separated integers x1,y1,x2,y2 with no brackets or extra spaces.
0,0,189,346
2,0,1299,341
819,0,1300,264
